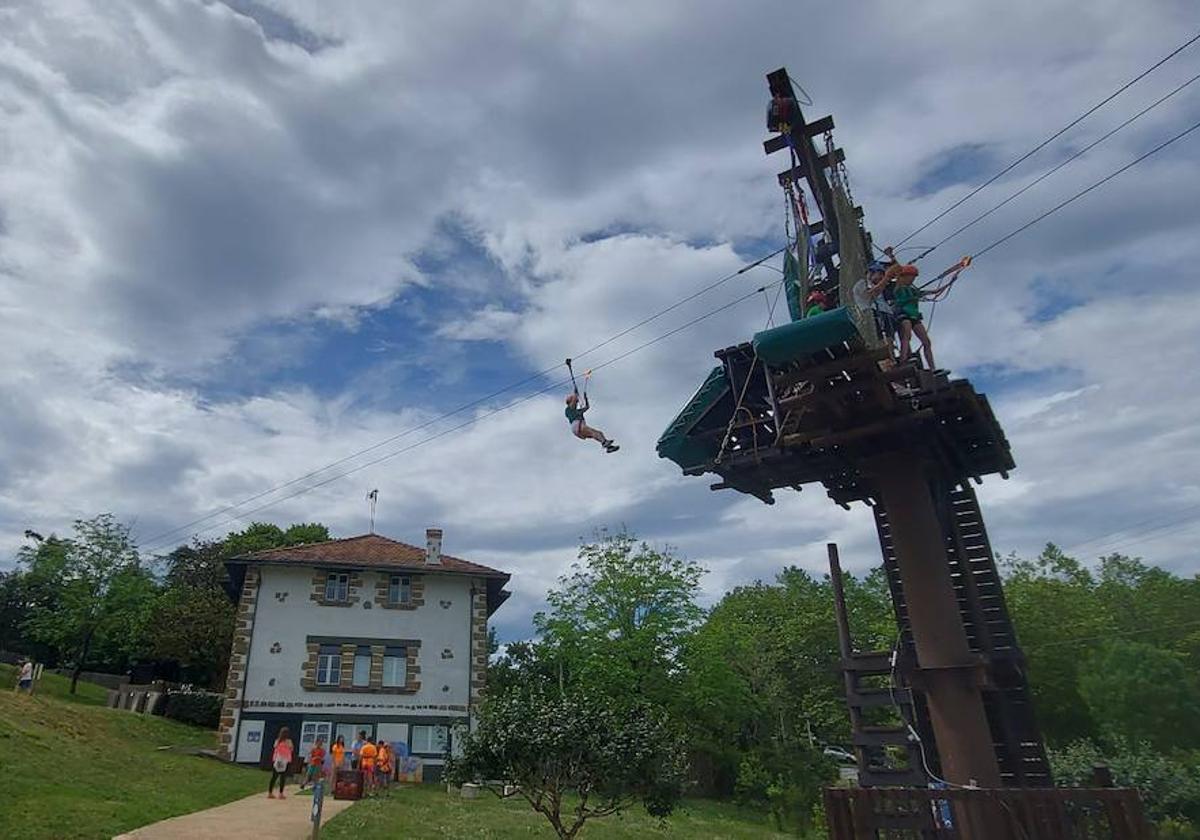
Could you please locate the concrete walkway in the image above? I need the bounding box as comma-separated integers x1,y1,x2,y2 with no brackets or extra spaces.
113,791,354,840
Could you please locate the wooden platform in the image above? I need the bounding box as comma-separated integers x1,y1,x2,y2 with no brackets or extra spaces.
683,337,1014,506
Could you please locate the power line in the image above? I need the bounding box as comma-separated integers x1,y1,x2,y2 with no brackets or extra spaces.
914,70,1200,262
136,246,784,551
971,117,1200,261
894,30,1200,248
1025,618,1200,652
141,279,783,552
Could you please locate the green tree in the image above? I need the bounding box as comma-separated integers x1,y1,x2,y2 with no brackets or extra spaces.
446,689,686,840
1079,640,1200,752
21,515,154,693
219,521,330,558
149,540,235,688
533,532,703,708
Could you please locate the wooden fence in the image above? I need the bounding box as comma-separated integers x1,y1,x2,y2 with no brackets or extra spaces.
824,786,1151,839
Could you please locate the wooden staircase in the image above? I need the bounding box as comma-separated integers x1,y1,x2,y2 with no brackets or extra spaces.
865,483,1053,787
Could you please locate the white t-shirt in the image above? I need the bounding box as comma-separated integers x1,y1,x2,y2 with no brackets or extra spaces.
19,662,33,682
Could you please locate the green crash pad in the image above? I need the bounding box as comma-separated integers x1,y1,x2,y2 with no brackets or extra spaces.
752,306,858,365
656,366,729,470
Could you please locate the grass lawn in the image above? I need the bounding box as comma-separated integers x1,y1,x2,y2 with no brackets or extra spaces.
0,664,265,840
322,783,797,839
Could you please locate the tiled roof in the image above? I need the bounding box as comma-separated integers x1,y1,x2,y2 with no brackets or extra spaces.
230,533,509,580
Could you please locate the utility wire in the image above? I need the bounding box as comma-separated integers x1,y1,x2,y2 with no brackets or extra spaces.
141,280,783,552
137,247,785,551
894,30,1200,248
1026,618,1200,652
914,70,1200,262
970,117,1200,261
144,114,1200,551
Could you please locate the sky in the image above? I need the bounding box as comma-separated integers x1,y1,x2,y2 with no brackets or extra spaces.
2,0,1199,642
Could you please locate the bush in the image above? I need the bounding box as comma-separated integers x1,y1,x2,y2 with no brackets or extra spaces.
162,691,222,728
446,690,686,839
1051,738,1200,827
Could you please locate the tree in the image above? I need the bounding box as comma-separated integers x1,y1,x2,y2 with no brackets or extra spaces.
446,689,686,840
21,515,153,693
1079,640,1200,752
533,531,704,708
149,540,235,688
676,565,890,816
219,521,330,558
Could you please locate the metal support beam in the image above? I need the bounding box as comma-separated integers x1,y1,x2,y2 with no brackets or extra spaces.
866,452,1003,793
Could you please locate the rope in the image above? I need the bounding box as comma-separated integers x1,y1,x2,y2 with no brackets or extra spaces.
715,350,761,465
894,29,1200,248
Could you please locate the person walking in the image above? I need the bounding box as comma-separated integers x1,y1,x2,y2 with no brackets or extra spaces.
15,659,34,694
268,727,294,800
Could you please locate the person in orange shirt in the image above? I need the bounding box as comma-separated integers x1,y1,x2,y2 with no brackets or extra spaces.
377,741,392,787
299,737,325,791
331,735,346,772
358,737,379,794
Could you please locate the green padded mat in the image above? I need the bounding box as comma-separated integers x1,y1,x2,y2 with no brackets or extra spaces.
751,306,858,365
656,365,729,470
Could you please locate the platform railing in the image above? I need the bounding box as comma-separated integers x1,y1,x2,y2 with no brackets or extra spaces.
824,786,1151,840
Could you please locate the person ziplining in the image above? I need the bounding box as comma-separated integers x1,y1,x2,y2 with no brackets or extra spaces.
564,359,619,454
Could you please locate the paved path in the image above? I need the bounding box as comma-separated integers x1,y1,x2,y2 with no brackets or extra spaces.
114,791,354,840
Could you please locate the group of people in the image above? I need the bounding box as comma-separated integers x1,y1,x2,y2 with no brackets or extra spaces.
267,727,401,799
840,246,940,371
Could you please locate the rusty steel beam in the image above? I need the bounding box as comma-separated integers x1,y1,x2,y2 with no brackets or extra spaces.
866,452,1003,793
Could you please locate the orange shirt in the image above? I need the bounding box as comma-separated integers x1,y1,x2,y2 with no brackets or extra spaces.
309,746,325,766
359,742,378,769
332,743,345,766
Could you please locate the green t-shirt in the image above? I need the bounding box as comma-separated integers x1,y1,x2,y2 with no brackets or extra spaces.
893,284,921,318
565,404,585,423
805,304,825,318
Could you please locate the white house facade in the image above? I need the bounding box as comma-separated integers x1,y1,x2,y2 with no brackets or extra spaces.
217,529,510,781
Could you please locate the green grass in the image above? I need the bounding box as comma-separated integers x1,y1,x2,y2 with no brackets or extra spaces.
1,663,110,706
0,665,265,839
322,784,796,839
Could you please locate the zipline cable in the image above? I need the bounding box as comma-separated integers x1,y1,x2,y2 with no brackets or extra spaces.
136,246,785,550
913,70,1200,262
970,117,1200,262
894,30,1200,248
140,280,783,552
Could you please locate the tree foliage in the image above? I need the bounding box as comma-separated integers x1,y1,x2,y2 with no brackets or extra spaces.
20,515,152,693
446,690,686,840
533,531,704,708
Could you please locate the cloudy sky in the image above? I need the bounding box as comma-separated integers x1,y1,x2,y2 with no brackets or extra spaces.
2,0,1198,641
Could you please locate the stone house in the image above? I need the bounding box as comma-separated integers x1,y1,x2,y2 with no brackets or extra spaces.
217,529,511,781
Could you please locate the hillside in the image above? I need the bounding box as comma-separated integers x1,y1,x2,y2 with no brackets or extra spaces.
0,665,263,840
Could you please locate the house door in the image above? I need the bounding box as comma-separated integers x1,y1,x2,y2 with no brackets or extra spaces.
236,719,265,764
261,717,303,770
299,720,333,761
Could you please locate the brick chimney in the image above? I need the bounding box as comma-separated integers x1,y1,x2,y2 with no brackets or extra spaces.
425,528,443,565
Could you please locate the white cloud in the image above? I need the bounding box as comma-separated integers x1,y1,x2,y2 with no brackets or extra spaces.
2,0,1199,643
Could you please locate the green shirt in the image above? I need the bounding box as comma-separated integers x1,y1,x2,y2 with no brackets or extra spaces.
805,304,825,318
893,284,921,318
565,405,585,423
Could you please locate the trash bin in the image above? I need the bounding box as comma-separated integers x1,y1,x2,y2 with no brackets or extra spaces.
333,769,363,801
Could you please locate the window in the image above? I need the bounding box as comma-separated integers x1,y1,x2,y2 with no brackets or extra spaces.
316,644,341,686
352,646,371,688
382,646,406,688
324,572,349,602
388,575,411,605
335,723,372,748
410,724,449,754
